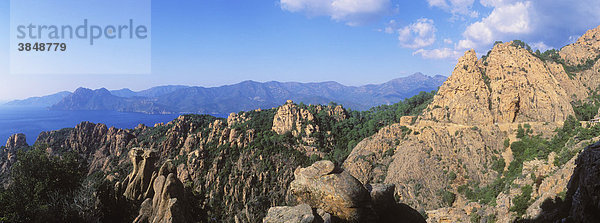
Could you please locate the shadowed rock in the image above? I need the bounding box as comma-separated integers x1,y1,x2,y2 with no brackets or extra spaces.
564,141,600,222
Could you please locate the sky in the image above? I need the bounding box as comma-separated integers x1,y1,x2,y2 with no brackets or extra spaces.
0,0,599,101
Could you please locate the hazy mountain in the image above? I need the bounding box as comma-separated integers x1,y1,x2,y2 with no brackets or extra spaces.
110,85,189,98
4,91,71,107
51,88,173,114
109,88,137,98
47,73,446,114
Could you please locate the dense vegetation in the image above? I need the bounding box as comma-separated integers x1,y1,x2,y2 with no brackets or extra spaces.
0,149,86,222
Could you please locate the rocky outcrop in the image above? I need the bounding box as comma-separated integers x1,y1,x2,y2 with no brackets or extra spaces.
420,42,575,125
523,141,600,223
134,160,188,223
263,204,317,223
5,133,27,149
1,134,29,185
272,100,318,137
419,50,494,125
560,25,600,98
123,148,159,201
560,25,600,66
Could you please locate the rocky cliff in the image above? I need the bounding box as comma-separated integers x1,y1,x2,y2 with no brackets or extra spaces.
342,25,600,222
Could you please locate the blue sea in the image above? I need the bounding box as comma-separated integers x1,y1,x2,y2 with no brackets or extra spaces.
0,106,197,145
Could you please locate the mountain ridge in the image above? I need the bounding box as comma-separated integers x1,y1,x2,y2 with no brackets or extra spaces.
40,73,445,114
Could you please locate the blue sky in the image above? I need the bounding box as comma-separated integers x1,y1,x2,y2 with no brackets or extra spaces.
1,0,599,101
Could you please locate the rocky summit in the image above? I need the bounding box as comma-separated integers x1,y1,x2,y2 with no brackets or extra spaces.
1,25,600,223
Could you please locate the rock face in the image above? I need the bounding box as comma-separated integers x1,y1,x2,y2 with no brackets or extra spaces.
123,148,159,201
563,141,600,222
289,160,375,222
263,204,315,223
5,133,27,149
134,160,187,223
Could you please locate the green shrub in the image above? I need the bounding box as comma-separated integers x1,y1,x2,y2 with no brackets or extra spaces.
0,149,85,222
504,138,510,148
448,171,457,181
510,185,533,216
438,189,456,207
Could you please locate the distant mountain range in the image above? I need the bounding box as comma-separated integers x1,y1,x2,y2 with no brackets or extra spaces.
4,73,446,114
4,91,71,107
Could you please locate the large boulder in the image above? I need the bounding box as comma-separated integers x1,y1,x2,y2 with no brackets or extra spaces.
263,204,316,223
289,160,376,222
274,160,425,223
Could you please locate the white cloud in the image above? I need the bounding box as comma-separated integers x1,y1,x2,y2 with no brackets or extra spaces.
427,0,478,18
280,0,391,26
530,41,552,52
479,0,515,7
457,1,532,50
568,35,579,44
383,20,398,33
456,0,600,52
444,38,453,44
397,18,437,49
413,48,462,59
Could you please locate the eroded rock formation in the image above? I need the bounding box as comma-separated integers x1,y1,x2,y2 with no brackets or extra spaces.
134,160,188,223
123,148,159,201
5,133,27,149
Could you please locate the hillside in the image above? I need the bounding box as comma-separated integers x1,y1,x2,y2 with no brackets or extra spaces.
44,73,445,114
